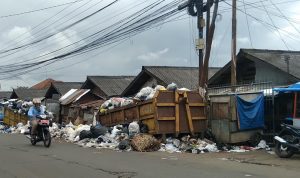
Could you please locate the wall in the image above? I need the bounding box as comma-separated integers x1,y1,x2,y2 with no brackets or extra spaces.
141,77,158,89
254,59,298,86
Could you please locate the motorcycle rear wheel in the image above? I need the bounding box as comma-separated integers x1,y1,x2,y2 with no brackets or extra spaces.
31,138,37,146
43,131,51,148
275,135,294,158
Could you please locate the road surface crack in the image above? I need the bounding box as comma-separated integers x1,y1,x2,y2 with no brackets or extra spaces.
40,154,137,178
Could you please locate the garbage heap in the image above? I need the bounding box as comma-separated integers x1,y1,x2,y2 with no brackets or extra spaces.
0,122,30,134
100,83,190,113
1,99,34,115
0,121,270,153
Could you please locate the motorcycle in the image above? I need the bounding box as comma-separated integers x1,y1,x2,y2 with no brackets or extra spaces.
24,115,52,148
274,123,300,158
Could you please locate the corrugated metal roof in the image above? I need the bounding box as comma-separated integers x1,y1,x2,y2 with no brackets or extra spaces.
242,49,300,79
83,76,135,97
122,66,220,96
78,100,104,109
208,49,300,85
52,82,83,95
60,89,90,105
143,66,220,89
31,78,62,90
11,88,47,100
0,91,12,99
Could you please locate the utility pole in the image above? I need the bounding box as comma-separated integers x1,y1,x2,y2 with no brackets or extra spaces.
196,0,205,88
231,0,237,91
206,0,211,48
201,0,219,87
178,0,213,89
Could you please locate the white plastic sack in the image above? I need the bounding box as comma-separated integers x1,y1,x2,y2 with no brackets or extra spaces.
66,121,74,128
135,87,154,99
110,125,122,138
178,88,191,91
256,140,267,149
121,99,134,107
165,143,179,153
154,85,166,91
101,100,112,109
128,121,140,136
205,144,219,152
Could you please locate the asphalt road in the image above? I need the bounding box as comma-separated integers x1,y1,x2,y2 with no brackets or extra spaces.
0,134,300,178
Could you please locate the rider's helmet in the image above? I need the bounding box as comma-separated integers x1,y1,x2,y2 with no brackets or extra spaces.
32,98,41,105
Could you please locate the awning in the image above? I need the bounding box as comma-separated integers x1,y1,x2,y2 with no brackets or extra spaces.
273,82,300,92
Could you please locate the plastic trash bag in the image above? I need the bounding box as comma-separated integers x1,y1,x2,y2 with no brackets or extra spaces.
167,83,178,91
154,85,166,91
121,99,134,107
128,121,140,137
118,139,130,150
90,126,108,138
79,130,93,140
135,87,154,100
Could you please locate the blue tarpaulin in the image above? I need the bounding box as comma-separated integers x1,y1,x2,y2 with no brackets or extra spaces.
236,94,264,130
273,82,300,92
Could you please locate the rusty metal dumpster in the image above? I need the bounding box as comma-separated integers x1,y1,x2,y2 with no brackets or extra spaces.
99,90,207,136
3,108,28,126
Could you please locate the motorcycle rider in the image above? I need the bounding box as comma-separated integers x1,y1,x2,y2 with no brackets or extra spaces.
28,98,45,138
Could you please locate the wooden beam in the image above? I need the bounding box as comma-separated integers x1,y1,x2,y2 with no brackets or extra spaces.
189,103,206,107
158,117,175,121
185,104,194,136
192,116,206,120
140,114,154,120
156,103,176,107
175,91,180,136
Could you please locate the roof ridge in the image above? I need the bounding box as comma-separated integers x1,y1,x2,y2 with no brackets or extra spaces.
241,48,300,54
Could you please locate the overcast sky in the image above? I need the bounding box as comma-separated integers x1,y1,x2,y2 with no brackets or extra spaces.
0,0,299,90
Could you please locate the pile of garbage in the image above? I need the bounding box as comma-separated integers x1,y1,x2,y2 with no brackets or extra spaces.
99,83,191,113
160,136,219,154
1,99,35,115
1,120,271,154
0,122,30,134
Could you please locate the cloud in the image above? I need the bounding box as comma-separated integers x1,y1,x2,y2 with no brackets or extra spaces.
237,37,249,44
137,48,169,61
4,26,33,43
51,29,81,49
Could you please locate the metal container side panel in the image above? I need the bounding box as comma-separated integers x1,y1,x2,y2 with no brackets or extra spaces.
187,91,204,103
211,102,230,120
193,120,208,133
157,107,175,117
124,107,139,123
156,91,175,103
230,129,262,143
111,111,124,126
99,114,111,126
211,119,231,143
190,106,205,118
142,118,156,134
139,103,154,117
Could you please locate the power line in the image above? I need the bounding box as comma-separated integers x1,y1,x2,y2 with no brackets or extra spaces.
269,0,300,35
259,0,290,50
0,0,87,19
0,0,88,53
0,0,119,55
0,0,183,78
242,0,253,48
0,0,146,64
